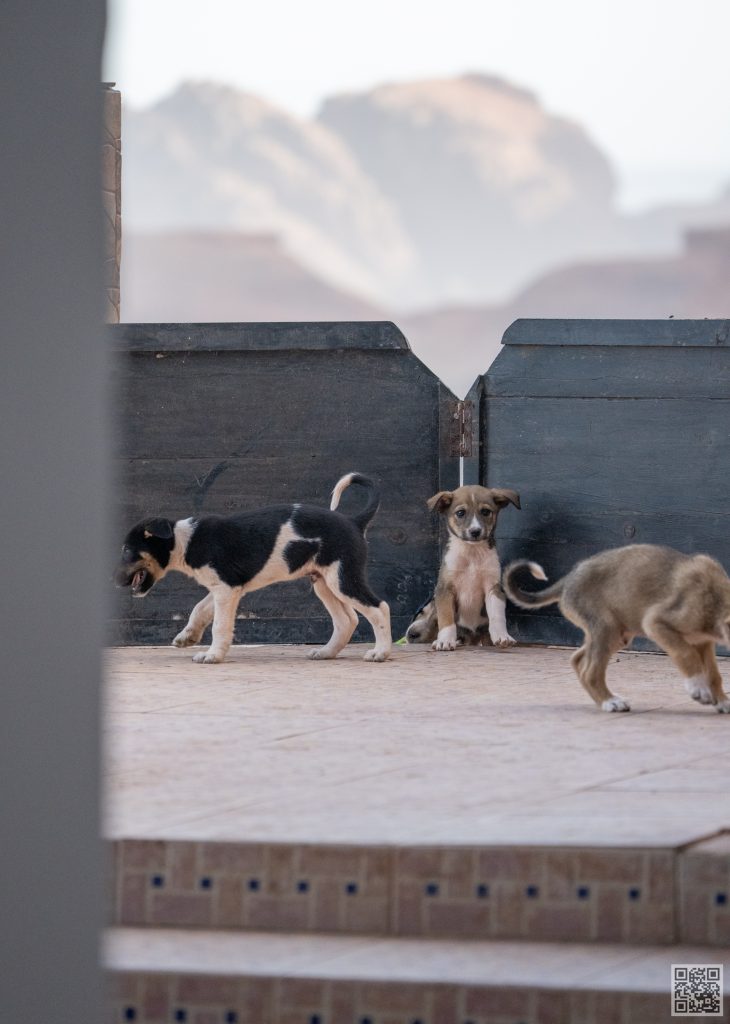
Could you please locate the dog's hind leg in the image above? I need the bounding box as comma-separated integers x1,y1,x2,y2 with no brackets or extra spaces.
692,641,730,712
354,598,391,662
324,563,391,662
573,627,629,711
173,593,214,648
308,577,358,660
192,586,240,664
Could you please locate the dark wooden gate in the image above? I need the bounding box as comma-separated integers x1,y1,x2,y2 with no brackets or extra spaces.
473,319,730,646
112,317,730,650
111,322,458,644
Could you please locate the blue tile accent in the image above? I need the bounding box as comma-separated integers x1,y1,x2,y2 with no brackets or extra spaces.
151,874,164,888
425,882,439,896
476,883,489,899
526,885,539,898
577,886,590,900
297,880,310,893
247,878,260,891
360,1018,373,1024
225,1014,237,1023
199,876,212,889
123,1008,136,1021
345,882,358,895
174,1011,187,1022
628,887,641,901
309,1016,321,1024
716,892,727,906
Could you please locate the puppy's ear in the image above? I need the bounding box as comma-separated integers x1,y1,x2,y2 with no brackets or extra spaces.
490,489,521,510
143,518,174,540
426,491,454,513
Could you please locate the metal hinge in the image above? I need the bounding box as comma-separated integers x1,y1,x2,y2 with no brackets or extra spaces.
448,399,473,458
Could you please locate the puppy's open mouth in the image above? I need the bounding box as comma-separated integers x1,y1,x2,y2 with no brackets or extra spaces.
131,569,149,595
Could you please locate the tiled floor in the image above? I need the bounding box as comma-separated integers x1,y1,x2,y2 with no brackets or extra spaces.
105,644,730,848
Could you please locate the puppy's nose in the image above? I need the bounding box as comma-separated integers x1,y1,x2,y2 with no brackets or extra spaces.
113,567,130,587
469,527,482,540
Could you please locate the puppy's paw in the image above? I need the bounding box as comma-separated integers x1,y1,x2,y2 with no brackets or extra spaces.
715,699,730,714
363,648,389,662
192,651,223,664
601,696,631,713
685,676,714,704
172,629,198,648
491,633,517,649
432,638,456,651
308,647,337,660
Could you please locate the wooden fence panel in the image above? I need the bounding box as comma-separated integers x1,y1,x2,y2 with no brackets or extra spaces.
479,319,730,647
111,322,458,644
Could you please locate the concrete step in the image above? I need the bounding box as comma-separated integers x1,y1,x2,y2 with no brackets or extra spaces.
105,926,730,1024
110,835,730,946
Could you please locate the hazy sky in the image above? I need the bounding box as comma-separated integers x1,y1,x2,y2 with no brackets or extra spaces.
104,0,730,210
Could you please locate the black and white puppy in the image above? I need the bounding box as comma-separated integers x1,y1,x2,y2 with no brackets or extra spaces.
115,473,391,663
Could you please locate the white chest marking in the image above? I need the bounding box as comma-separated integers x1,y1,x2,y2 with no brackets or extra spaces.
444,539,501,629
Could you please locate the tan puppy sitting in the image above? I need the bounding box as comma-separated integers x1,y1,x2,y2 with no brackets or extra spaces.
427,486,521,651
504,544,730,713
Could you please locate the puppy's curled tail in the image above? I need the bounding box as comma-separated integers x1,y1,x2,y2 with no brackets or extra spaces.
503,560,564,608
330,472,380,533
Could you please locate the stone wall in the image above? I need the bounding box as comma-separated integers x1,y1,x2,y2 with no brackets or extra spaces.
102,85,121,322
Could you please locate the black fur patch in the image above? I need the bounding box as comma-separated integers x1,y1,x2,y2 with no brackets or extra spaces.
185,507,292,587
284,539,320,572
292,506,380,606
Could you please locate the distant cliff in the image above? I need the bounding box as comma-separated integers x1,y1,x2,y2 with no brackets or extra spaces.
319,74,617,304
121,231,384,323
121,75,729,395
400,227,730,394
123,82,416,305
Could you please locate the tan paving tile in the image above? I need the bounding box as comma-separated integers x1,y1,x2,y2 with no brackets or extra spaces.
105,927,730,993
585,945,730,993
105,645,730,846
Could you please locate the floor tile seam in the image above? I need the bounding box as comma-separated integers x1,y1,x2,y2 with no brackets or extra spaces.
568,947,667,987
108,796,277,836
677,828,730,852
560,756,713,794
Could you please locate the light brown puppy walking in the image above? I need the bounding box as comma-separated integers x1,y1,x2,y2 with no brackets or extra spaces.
504,544,730,713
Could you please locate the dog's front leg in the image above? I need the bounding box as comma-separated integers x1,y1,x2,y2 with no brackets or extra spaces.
486,584,516,649
192,586,239,664
173,593,214,648
433,588,458,651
